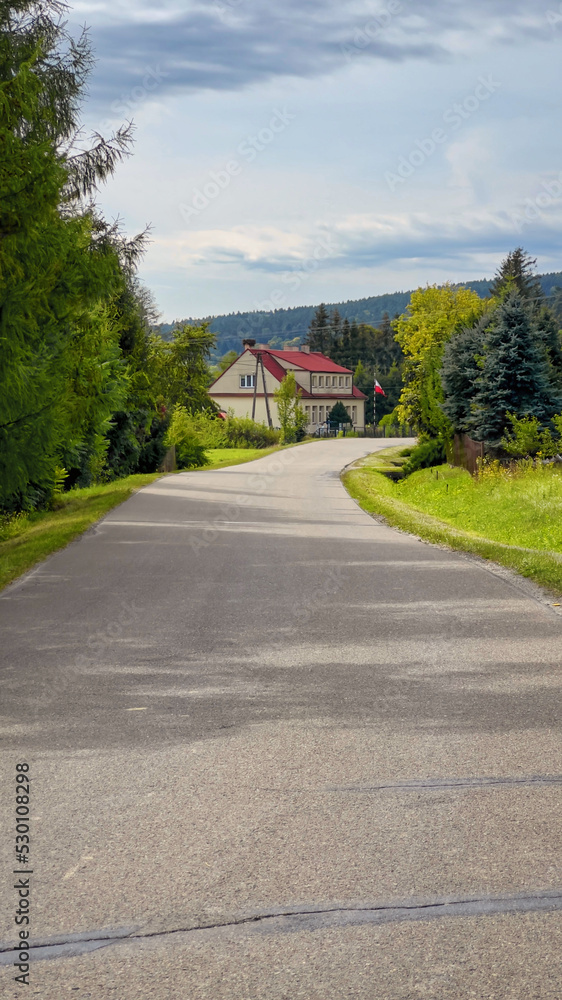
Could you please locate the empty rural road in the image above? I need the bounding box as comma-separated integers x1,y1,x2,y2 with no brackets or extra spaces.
1,438,561,998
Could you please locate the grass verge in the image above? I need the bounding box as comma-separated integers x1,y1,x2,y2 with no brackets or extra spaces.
343,449,562,598
0,443,298,591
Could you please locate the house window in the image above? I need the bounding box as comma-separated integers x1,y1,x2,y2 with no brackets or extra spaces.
345,406,350,415
318,376,324,387
332,376,337,387
311,375,317,388
352,406,357,422
305,406,310,420
312,406,317,423
318,406,324,422
240,374,256,388
345,376,351,388
339,376,344,387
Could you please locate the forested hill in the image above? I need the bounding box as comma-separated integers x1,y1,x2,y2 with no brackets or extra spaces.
156,271,562,356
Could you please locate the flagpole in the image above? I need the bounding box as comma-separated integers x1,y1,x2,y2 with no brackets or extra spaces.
373,373,376,436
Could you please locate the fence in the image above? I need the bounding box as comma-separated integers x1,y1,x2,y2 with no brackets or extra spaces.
367,424,415,439
447,434,484,475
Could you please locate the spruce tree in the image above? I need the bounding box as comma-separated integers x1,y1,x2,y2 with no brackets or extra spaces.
305,303,331,354
491,248,543,302
328,401,351,426
339,318,352,368
441,316,489,434
534,305,562,392
470,291,560,443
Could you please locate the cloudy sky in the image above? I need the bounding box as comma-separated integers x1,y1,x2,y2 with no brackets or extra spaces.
76,0,562,321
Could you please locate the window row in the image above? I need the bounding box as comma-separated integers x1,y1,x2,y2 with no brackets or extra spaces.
311,375,350,388
304,405,357,424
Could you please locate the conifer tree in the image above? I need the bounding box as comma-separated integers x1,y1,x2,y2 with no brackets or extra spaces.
0,1,146,503
491,248,543,302
441,316,489,434
305,303,331,354
470,291,560,443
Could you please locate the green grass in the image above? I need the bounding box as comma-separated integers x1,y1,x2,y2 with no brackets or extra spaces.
0,474,161,592
344,449,562,598
0,444,295,591
202,446,285,469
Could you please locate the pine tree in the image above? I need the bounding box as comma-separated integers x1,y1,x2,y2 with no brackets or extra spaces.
491,248,543,302
470,291,560,443
305,304,331,354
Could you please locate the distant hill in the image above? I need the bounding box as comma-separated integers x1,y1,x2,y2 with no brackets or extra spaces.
155,271,562,356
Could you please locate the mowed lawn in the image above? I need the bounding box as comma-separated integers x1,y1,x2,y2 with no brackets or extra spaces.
397,462,562,552
344,450,562,596
0,446,283,591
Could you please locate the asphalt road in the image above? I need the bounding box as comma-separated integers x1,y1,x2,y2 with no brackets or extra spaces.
1,439,561,998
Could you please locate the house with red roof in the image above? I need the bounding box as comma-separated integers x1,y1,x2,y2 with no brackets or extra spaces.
208,342,366,433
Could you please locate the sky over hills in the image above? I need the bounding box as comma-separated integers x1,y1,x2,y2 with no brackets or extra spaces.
75,0,562,320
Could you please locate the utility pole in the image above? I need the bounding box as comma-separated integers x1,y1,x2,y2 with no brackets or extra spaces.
251,351,260,421
259,353,273,428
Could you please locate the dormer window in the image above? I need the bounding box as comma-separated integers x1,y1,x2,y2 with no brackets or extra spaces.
339,376,344,387
311,375,317,387
318,376,324,387
345,376,351,388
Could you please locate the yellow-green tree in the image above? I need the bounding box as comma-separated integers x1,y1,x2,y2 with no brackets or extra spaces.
394,284,489,437
273,372,307,443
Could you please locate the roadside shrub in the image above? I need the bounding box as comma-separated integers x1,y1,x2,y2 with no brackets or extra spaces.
185,412,228,448
501,413,559,458
402,438,447,476
224,417,281,449
164,406,208,469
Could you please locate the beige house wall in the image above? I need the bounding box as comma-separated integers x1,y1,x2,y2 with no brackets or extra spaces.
211,395,281,426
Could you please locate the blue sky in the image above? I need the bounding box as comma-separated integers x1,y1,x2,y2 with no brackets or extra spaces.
76,0,562,321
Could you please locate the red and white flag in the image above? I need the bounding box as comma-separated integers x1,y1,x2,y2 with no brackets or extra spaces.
374,378,386,396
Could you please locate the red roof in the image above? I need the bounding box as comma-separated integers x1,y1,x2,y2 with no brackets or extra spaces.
208,346,365,399
264,349,353,374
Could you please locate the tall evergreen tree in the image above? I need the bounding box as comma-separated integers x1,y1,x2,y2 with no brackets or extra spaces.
491,248,543,302
441,315,489,434
305,303,331,354
470,291,560,443
339,318,352,368
534,304,562,392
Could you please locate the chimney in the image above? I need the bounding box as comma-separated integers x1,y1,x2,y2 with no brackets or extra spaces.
255,343,268,350
242,338,256,349
300,344,310,354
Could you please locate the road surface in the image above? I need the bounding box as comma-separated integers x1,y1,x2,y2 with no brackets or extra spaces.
1,439,561,998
